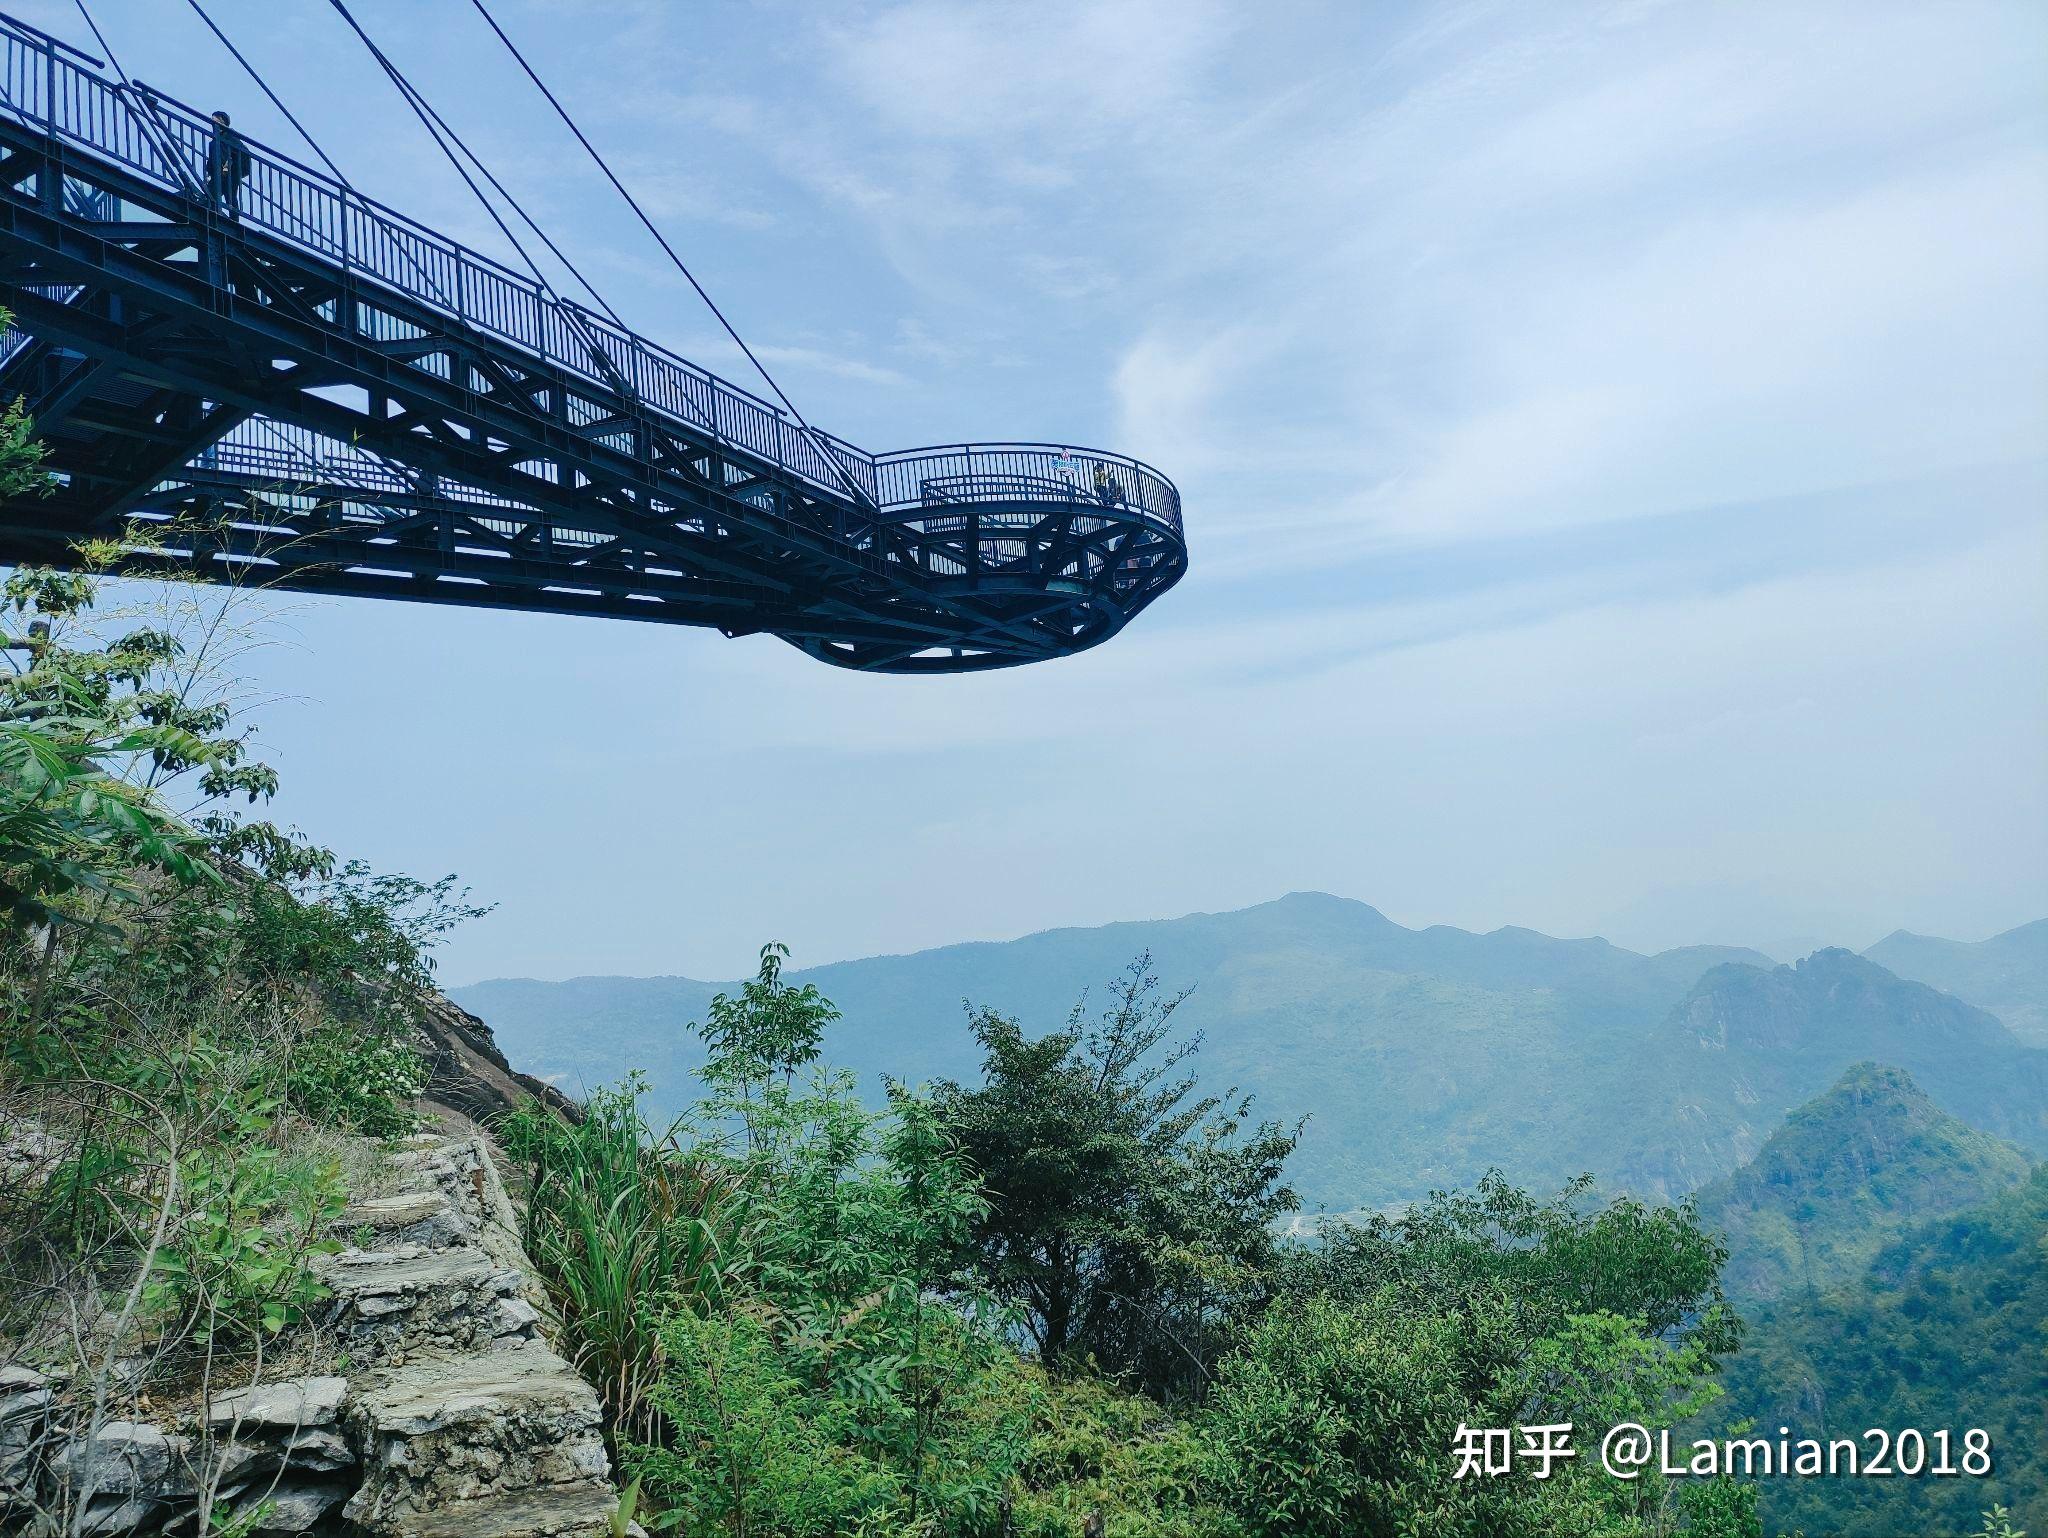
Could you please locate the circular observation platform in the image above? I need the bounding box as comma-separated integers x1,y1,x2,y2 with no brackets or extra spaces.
787,444,1188,674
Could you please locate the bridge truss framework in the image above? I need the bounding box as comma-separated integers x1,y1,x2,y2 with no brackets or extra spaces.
0,12,1186,671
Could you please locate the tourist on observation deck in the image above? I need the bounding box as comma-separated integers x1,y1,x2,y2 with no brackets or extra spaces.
206,110,250,220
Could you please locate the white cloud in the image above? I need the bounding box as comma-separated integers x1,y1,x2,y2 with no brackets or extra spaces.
752,344,910,388
821,0,1233,146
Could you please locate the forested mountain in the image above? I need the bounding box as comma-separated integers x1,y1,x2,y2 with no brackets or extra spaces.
1626,949,2048,1196
1867,918,2048,1046
1695,1064,2044,1534
1716,1165,2048,1537
457,895,2048,1211
1693,1063,2032,1302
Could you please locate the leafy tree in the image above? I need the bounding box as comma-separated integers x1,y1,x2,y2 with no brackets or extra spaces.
696,941,840,1149
1196,1168,1755,1538
0,673,221,932
1203,1294,1751,1537
635,1061,1030,1532
1205,1289,1510,1536
642,1304,895,1535
142,1088,347,1344
1,559,235,937
1295,1171,1740,1356
1002,1372,1241,1538
934,955,1301,1397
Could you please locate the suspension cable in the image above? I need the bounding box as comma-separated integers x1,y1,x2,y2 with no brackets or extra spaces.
65,0,126,85
322,0,570,306
180,0,350,187
465,0,874,508
321,0,653,410
70,0,200,195
390,67,629,330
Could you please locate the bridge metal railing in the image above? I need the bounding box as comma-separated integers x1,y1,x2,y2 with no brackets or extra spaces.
0,14,879,495
874,444,1180,534
0,10,1181,547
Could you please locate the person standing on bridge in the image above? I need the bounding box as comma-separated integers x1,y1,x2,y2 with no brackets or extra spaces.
206,110,251,221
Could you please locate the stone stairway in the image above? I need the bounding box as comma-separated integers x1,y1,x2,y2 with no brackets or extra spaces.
1,1128,619,1536
319,1132,619,1538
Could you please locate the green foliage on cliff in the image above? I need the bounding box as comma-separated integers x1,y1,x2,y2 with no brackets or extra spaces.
2,545,481,1356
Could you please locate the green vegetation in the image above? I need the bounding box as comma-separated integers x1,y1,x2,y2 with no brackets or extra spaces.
1715,1164,2047,1536
511,943,1778,1536
505,1075,732,1446
512,947,1032,1532
931,958,1301,1398
0,525,478,1373
1693,1062,2032,1302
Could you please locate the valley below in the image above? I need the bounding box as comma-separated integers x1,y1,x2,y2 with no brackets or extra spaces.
458,893,2048,1536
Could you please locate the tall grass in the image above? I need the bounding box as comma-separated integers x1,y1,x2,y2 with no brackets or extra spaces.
502,1077,736,1446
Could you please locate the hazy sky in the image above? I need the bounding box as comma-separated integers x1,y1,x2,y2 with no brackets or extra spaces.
18,0,2047,982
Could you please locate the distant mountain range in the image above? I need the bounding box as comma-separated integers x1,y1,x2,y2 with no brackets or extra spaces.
454,893,2048,1212
1867,917,2048,1046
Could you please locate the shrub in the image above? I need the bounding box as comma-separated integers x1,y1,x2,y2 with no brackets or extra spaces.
504,1076,734,1447
286,1020,429,1137
144,1095,346,1344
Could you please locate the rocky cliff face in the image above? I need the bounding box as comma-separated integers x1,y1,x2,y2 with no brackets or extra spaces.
412,993,584,1130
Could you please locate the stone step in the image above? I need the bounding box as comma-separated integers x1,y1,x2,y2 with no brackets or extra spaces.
386,1481,619,1538
341,1340,609,1532
344,1187,476,1250
315,1247,536,1359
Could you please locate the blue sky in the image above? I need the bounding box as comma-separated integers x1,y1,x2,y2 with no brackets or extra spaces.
18,0,2048,981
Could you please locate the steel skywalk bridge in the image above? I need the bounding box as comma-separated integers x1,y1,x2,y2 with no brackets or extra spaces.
0,12,1186,671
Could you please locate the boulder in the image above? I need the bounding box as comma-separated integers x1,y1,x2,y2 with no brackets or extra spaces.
281,1427,354,1471
0,1364,53,1450
72,1492,161,1535
491,1298,542,1341
241,1480,350,1532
